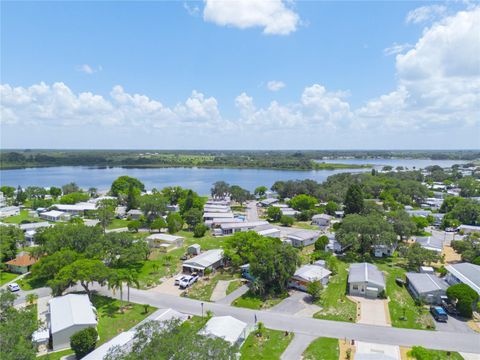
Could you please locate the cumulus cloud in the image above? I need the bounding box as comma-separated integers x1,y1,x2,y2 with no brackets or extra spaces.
383,42,413,56
405,4,447,24
203,0,300,35
76,64,102,74
266,80,286,91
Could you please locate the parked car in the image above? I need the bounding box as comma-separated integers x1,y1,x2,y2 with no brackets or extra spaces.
7,283,20,292
175,275,188,286
179,274,199,289
430,306,448,322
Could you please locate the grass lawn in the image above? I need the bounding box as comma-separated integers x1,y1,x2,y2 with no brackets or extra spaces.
233,290,287,310
303,337,339,360
0,271,19,286
2,209,43,224
91,295,156,344
376,262,434,330
240,328,293,360
408,346,463,360
293,221,320,230
226,279,244,295
17,274,47,291
107,218,129,229
37,349,74,360
313,261,357,322
185,269,240,301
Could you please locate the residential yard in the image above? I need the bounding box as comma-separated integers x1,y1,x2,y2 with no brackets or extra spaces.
38,349,74,360
313,261,357,322
17,274,47,291
303,337,339,360
293,221,320,230
376,262,434,330
0,271,19,286
240,328,293,360
185,269,240,302
107,218,129,229
2,209,43,224
407,346,463,360
226,279,244,295
232,290,287,310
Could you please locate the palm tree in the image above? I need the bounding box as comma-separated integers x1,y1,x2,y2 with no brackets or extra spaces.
124,270,140,304
108,270,126,312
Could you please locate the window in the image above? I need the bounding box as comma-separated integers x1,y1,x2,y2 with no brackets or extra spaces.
352,285,358,290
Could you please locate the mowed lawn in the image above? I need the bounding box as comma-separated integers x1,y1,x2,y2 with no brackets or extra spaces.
0,271,19,286
240,328,293,360
185,270,240,302
303,337,339,360
376,263,434,330
408,346,463,360
313,261,357,322
2,209,44,224
233,290,287,310
107,218,129,229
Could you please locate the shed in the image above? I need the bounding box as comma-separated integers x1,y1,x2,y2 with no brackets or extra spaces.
188,244,201,255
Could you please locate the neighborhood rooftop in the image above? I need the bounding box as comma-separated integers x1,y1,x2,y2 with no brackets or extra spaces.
445,263,480,294
48,294,97,334
406,272,448,293
348,263,385,288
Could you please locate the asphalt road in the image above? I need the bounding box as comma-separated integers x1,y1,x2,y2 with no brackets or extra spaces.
91,285,480,354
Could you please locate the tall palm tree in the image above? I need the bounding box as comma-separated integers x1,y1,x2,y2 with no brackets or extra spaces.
124,270,140,304
108,270,126,312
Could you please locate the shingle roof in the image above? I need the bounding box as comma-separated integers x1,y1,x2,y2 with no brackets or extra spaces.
49,294,97,334
348,263,385,288
5,254,37,267
406,272,448,294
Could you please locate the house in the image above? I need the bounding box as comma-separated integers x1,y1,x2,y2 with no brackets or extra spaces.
19,221,52,232
199,316,250,347
219,221,269,235
259,198,279,207
83,308,187,360
457,225,480,235
287,230,321,247
281,208,299,217
445,263,480,295
334,211,344,218
0,206,20,218
115,206,127,218
127,209,143,220
289,261,332,291
311,214,334,227
182,249,224,275
5,252,37,274
431,213,444,226
166,204,180,212
146,233,184,251
203,204,230,213
406,209,432,218
48,294,97,351
405,272,449,304
373,243,397,258
203,212,234,222
255,227,281,238
415,236,443,252
39,210,71,222
51,202,96,215
348,263,385,298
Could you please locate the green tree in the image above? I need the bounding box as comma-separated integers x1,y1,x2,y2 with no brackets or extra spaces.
344,184,364,215
0,186,15,198
109,269,129,312
267,206,282,222
411,216,430,235
126,183,140,211
388,210,416,240
183,208,203,230
59,192,90,204
14,186,27,205
70,327,98,359
288,194,317,211
167,212,184,234
403,243,440,270
307,280,323,302
229,185,251,205
280,215,294,227
49,186,62,198
150,217,167,232
62,182,80,195
446,283,478,318
325,201,339,216
139,193,168,221
0,226,24,262
97,199,116,233
194,224,208,238
254,186,268,197
110,176,145,197
30,249,80,282
211,181,230,199
314,235,329,251
128,220,141,233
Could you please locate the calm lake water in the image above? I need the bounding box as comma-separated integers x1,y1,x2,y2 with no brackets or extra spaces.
0,159,465,195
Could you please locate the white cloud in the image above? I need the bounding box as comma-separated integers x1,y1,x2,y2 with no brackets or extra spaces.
405,4,446,24
203,0,300,35
383,42,413,56
266,80,286,91
184,2,200,16
76,64,102,74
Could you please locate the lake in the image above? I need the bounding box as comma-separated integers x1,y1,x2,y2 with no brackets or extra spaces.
0,158,465,195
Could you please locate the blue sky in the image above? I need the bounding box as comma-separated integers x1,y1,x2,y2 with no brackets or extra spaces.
1,1,479,149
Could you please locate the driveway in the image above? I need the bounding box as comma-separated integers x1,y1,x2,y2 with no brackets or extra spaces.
434,315,475,334
350,296,389,326
356,341,401,360
210,280,230,302
150,275,184,296
246,201,259,221
270,290,322,317
216,284,249,305
281,333,317,360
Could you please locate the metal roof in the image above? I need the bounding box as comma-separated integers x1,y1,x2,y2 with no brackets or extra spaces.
445,263,480,294
415,236,443,252
49,294,97,334
287,229,321,241
348,263,385,288
406,272,448,294
220,220,268,230
199,316,247,345
146,234,184,242
183,249,223,269
293,264,331,282
203,212,234,218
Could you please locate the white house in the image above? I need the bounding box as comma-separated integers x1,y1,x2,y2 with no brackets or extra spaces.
40,210,71,222
219,221,269,235
406,272,449,304
48,294,97,351
51,202,96,215
255,227,281,238
289,260,332,291
457,225,480,235
0,206,20,218
287,230,321,247
348,263,385,298
146,233,184,251
445,263,480,295
415,236,443,252
203,212,234,222
373,243,397,258
127,209,143,220
182,249,224,275
199,316,251,348
311,214,334,227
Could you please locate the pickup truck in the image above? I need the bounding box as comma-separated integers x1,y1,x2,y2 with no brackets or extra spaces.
175,275,188,286
179,274,199,289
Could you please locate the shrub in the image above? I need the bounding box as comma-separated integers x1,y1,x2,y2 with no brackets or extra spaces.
446,283,478,318
280,215,294,227
70,327,97,359
307,280,323,302
267,206,282,222
314,235,329,251
193,224,208,238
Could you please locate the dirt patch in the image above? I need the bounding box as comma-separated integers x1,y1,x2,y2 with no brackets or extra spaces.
400,347,413,360
442,246,462,263
339,339,356,360
467,320,480,333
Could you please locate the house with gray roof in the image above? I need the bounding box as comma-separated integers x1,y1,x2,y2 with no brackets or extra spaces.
182,249,224,275
199,316,251,348
406,272,448,304
445,263,480,295
48,294,97,350
415,236,443,252
348,263,385,298
287,229,321,247
289,261,332,291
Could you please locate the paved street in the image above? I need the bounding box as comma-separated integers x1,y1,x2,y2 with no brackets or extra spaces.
89,284,480,354
246,201,259,221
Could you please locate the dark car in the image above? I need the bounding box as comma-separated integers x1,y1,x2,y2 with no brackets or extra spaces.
430,306,448,322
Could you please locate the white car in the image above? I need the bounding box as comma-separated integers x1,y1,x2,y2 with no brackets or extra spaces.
179,275,199,289
175,275,188,286
7,283,20,292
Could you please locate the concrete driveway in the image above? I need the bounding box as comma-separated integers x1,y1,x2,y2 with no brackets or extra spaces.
350,296,389,326
434,315,475,334
150,275,185,296
270,290,322,317
356,341,401,360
